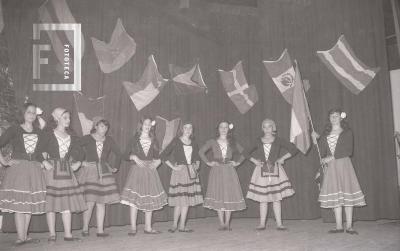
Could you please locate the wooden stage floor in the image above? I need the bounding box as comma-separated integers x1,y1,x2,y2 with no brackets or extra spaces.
0,218,399,251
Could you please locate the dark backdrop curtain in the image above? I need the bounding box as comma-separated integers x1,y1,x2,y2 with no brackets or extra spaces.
2,0,399,232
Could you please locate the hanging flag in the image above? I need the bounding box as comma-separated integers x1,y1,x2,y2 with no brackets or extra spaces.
316,35,380,95
169,63,207,95
0,0,4,34
155,116,181,153
263,49,296,104
91,18,136,74
218,61,258,114
123,55,168,111
73,93,105,136
290,62,311,154
38,0,85,73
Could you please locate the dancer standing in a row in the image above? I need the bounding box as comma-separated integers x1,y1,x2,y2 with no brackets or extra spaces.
162,121,203,233
36,108,87,242
0,103,46,245
312,109,366,234
77,117,122,237
120,117,168,235
246,119,298,230
199,121,246,231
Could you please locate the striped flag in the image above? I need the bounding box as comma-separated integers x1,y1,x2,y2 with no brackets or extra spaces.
290,62,311,154
123,55,167,111
317,35,379,95
38,0,85,73
218,61,258,114
155,116,181,153
169,63,207,95
91,18,136,74
73,93,105,136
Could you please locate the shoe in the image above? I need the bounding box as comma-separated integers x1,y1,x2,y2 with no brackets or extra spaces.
144,229,161,234
256,226,266,231
48,235,57,243
168,227,178,233
328,228,344,234
81,231,89,237
276,226,288,231
96,233,109,237
345,228,358,235
14,239,25,246
218,226,226,231
178,228,194,233
128,230,137,236
24,237,40,244
64,236,81,242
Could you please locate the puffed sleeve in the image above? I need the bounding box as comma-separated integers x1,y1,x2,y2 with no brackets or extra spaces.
123,136,136,161
109,136,122,169
191,141,200,162
335,129,353,158
35,131,50,162
0,126,16,148
199,139,213,163
73,136,86,162
234,141,245,163
277,137,299,156
160,137,178,161
150,138,160,159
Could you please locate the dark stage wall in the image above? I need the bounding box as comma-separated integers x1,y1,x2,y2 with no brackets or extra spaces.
1,0,399,232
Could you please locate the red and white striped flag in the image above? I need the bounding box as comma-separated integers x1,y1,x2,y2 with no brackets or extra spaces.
290,63,311,154
38,0,85,73
123,55,168,111
91,18,136,74
155,116,181,153
317,35,379,95
169,63,207,95
218,61,258,114
73,93,105,136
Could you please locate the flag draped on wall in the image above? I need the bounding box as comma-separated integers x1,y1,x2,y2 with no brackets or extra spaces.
123,55,168,111
290,63,311,154
73,92,105,136
218,61,258,114
38,0,85,73
169,63,207,95
91,18,136,74
316,35,380,95
155,116,181,153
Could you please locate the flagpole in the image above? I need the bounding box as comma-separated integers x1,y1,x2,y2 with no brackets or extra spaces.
294,60,324,171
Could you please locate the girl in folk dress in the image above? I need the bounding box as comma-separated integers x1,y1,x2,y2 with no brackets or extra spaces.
78,117,122,237
0,102,46,245
161,121,203,233
199,121,246,231
121,117,167,235
246,119,298,231
311,108,366,234
36,108,87,242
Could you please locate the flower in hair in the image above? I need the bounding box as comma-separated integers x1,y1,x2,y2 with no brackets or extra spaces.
36,107,43,115
151,120,156,126
228,123,234,129
340,112,347,119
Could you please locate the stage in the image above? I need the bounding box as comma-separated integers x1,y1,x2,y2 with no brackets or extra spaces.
0,218,399,251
